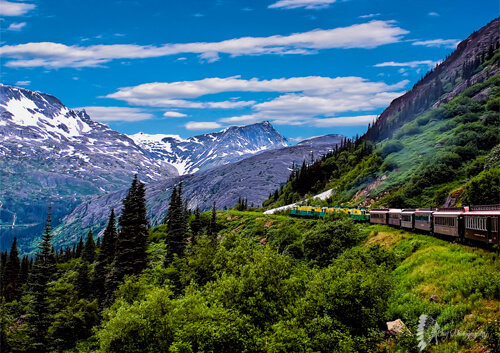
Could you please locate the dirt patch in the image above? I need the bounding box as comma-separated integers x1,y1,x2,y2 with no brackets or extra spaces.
263,220,274,228
366,231,405,248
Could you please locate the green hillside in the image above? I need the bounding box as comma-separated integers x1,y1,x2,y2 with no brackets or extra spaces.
3,210,497,352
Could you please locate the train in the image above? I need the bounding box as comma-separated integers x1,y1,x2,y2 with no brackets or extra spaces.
289,204,500,247
290,205,369,222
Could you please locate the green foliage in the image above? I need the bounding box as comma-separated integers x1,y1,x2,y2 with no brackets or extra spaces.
302,215,365,267
463,168,500,205
380,140,405,158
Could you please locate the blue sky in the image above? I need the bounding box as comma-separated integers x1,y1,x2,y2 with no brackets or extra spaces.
1,0,498,141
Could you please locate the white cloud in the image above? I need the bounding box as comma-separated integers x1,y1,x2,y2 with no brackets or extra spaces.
75,107,154,122
269,0,337,10
14,80,30,86
192,13,205,17
312,115,377,127
163,111,188,118
412,39,459,49
1,21,408,68
428,12,440,16
359,13,380,18
105,75,408,128
7,22,26,31
107,75,407,102
374,60,437,68
185,121,222,131
0,1,35,16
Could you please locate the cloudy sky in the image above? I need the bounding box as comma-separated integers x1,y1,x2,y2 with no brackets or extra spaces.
1,0,497,141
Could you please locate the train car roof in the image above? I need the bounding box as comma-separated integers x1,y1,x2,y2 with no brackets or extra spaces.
415,210,434,214
464,210,500,216
433,211,464,216
388,209,402,213
370,209,389,213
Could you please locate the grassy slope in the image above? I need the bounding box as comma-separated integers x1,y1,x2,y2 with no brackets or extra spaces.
365,225,499,352
213,211,500,352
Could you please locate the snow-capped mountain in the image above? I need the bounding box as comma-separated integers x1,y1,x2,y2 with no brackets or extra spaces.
0,84,178,252
0,84,296,253
129,121,289,175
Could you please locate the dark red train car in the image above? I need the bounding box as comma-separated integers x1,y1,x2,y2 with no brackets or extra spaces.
464,205,500,245
370,209,389,225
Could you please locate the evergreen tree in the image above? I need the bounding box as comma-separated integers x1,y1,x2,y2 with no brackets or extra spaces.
76,236,84,258
164,182,187,266
209,201,217,240
27,208,57,352
20,255,30,285
191,207,202,239
107,175,148,302
82,230,96,264
75,262,90,299
93,210,117,307
101,209,117,265
4,237,21,302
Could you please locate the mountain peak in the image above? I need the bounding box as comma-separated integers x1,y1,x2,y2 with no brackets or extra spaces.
129,121,288,175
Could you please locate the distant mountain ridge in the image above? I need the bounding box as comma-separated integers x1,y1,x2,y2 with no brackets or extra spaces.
0,84,296,253
53,133,343,251
129,121,288,175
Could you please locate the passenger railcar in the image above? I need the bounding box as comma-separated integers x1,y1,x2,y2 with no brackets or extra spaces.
369,209,389,225
432,208,464,239
464,205,500,245
388,209,402,227
401,209,415,230
414,209,434,233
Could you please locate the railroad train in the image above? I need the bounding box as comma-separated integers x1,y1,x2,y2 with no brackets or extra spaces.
289,204,500,247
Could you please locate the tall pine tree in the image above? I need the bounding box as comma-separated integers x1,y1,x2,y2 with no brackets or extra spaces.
164,182,187,266
107,175,148,302
82,229,96,263
4,237,21,302
28,207,57,352
94,209,117,307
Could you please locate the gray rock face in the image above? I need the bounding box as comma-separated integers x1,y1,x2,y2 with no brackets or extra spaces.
129,121,289,175
53,134,343,249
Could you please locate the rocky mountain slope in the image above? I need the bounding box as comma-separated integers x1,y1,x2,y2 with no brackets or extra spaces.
264,17,500,210
367,17,500,142
52,134,343,250
129,121,288,174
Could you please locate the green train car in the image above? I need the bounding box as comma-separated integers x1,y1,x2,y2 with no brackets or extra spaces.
290,205,369,222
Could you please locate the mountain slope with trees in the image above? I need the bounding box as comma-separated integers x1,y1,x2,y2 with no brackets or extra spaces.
264,17,500,210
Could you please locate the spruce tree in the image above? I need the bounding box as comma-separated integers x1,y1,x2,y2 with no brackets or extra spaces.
76,236,84,258
4,237,21,302
107,175,148,302
82,230,96,263
209,201,217,240
75,262,90,299
191,207,202,239
28,208,57,352
20,255,30,285
93,210,117,307
164,182,187,266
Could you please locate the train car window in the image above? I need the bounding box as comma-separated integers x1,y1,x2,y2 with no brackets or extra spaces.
493,218,498,232
435,217,456,227
465,216,487,231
